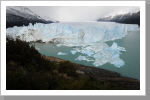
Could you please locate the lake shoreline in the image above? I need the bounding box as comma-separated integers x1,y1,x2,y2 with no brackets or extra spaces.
41,54,140,90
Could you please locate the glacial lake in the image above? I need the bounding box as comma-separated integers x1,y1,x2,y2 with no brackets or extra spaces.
34,30,140,80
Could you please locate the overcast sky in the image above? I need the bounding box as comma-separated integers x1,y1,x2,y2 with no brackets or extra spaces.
27,6,140,22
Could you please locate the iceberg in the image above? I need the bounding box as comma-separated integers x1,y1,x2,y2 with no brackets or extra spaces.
111,59,125,68
75,55,87,61
80,49,94,56
75,55,94,62
71,50,77,55
110,42,126,52
74,42,126,67
58,52,68,55
35,47,40,51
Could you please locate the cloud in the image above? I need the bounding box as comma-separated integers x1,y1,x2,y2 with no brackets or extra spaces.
27,6,140,22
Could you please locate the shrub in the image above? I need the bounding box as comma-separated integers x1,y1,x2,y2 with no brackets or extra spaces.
58,61,77,77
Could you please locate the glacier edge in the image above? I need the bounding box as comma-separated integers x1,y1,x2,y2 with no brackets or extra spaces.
6,22,139,43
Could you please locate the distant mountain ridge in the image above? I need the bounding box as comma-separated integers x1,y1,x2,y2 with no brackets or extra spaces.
6,6,54,28
42,16,59,23
97,11,140,26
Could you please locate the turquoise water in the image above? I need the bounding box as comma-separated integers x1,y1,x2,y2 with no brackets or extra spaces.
103,30,140,80
34,30,140,80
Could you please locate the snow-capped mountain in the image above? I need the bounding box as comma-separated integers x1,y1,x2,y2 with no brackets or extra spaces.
7,6,39,18
6,6,54,28
97,11,140,26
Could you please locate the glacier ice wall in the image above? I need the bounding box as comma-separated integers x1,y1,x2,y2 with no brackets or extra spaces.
6,22,139,43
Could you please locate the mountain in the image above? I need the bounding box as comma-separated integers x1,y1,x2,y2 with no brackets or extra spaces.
6,6,54,28
97,11,140,26
42,16,59,23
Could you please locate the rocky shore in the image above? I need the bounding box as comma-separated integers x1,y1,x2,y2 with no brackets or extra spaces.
41,54,140,90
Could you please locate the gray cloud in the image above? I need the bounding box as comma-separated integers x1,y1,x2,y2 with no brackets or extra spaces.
27,6,140,22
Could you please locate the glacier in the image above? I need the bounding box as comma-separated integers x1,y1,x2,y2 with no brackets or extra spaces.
6,22,139,43
6,22,139,68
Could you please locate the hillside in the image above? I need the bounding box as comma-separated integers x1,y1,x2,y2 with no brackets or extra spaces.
6,38,140,90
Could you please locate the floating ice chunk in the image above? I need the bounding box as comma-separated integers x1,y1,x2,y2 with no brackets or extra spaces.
80,50,94,56
110,42,118,49
93,59,107,66
57,43,76,47
58,52,68,55
111,53,120,59
35,47,40,51
75,55,87,61
110,42,126,52
106,42,126,55
71,50,77,55
93,53,101,58
73,47,82,52
72,42,126,67
118,47,126,51
75,45,95,56
56,44,63,47
86,59,94,62
111,59,125,68
65,44,76,47
75,55,94,62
